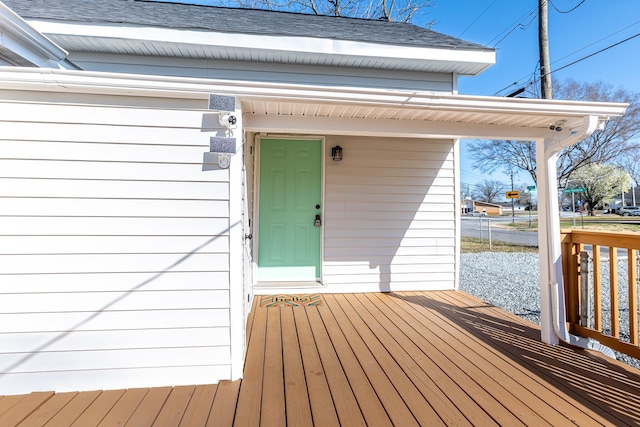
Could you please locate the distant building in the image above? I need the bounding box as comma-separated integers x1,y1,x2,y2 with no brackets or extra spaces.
462,199,503,215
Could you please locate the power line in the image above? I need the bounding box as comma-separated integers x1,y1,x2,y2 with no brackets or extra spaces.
551,19,640,68
486,5,538,47
532,31,640,87
491,12,537,47
458,0,498,38
548,0,586,14
493,22,640,96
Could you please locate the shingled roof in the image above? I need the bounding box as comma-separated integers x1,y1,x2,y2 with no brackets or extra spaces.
3,0,488,50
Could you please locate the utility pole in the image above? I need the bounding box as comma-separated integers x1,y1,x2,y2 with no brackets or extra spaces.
539,0,552,99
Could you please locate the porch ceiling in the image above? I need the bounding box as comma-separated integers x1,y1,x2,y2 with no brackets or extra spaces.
243,98,566,129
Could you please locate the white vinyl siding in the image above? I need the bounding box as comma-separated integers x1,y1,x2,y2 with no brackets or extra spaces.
67,53,455,92
0,94,233,394
323,136,456,291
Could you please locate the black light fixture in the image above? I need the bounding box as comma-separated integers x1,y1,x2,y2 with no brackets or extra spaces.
331,145,343,161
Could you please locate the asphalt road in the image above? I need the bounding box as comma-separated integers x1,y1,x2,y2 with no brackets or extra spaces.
461,215,634,257
462,216,538,247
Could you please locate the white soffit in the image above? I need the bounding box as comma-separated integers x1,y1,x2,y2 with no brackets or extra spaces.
28,21,496,75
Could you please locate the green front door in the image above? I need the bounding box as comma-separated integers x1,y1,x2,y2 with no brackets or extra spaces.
258,138,322,281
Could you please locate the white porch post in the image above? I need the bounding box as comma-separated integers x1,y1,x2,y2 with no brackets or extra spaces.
229,99,245,380
536,138,559,345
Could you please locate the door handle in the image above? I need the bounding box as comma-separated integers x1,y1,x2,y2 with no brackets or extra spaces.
314,214,321,227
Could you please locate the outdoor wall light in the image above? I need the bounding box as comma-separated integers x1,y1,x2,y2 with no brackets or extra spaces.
331,145,343,161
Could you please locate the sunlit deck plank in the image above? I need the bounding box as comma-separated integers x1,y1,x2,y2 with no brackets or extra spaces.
304,307,367,426
346,293,476,426
0,395,27,418
45,390,102,426
405,291,575,425
70,389,125,427
207,380,240,427
280,307,313,427
96,388,148,427
0,392,53,426
421,291,603,426
291,307,340,427
378,292,528,426
260,307,286,426
152,385,195,426
233,301,268,426
17,392,78,427
179,384,217,427
316,303,394,426
124,386,171,426
362,292,501,426
443,290,640,425
326,293,442,426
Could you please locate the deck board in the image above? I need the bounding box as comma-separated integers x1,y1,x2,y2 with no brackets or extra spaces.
280,307,313,427
70,389,125,427
1,290,640,426
18,392,78,427
206,381,240,427
437,290,638,425
124,386,171,426
152,385,195,426
291,307,341,427
0,392,53,426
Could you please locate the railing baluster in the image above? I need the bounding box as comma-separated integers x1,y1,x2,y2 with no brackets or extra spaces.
563,230,640,360
593,245,602,332
610,247,619,339
629,249,638,346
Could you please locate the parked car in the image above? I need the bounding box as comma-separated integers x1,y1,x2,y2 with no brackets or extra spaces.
630,210,640,217
618,206,640,216
467,210,487,217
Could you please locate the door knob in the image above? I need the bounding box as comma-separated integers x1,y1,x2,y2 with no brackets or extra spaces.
314,214,321,227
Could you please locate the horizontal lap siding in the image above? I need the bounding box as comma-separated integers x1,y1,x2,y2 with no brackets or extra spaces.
0,96,232,394
324,137,455,291
70,53,455,92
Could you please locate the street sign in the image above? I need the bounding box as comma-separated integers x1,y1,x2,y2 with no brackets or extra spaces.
506,191,520,199
526,185,537,193
563,187,586,194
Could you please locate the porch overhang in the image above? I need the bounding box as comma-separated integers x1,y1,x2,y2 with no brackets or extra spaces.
0,68,627,142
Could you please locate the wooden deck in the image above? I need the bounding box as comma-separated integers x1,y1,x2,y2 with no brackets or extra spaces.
2,291,640,426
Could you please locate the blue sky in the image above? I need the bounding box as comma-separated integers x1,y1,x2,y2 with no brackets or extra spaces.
427,1,640,192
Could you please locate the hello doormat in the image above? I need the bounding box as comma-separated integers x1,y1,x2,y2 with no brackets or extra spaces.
260,294,324,307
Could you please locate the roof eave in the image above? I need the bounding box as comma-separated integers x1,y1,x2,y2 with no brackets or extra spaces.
29,20,496,75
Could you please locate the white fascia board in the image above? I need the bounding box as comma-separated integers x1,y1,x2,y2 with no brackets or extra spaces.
29,20,495,74
0,4,68,66
0,67,627,122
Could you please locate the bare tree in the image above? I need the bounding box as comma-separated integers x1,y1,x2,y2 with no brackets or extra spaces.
468,79,640,186
235,0,434,23
473,180,506,203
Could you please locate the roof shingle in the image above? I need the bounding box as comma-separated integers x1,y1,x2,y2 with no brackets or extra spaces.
3,0,490,50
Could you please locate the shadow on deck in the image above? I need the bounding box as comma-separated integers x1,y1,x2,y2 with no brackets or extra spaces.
1,291,640,426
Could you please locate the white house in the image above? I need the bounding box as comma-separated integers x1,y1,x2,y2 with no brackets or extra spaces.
0,0,628,395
